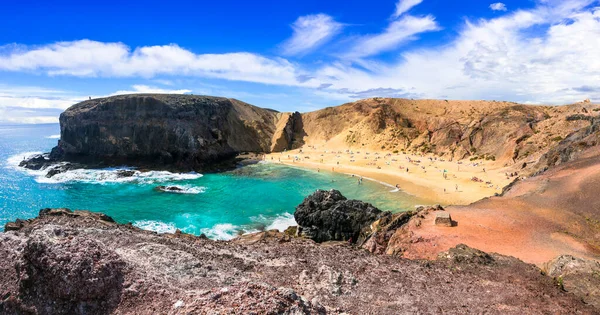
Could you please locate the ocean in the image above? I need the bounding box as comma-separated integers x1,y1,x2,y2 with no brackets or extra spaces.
0,123,430,239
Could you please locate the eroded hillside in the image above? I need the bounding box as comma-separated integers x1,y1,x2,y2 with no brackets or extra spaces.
291,98,599,172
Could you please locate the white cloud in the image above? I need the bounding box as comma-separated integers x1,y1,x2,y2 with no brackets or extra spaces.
0,84,195,124
393,0,424,18
341,0,438,60
313,1,600,105
281,14,343,56
2,0,600,124
110,84,192,96
343,14,440,59
0,40,320,87
489,2,508,11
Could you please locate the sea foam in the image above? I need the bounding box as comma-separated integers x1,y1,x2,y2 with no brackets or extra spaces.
200,223,257,240
7,152,203,185
37,168,203,185
133,220,177,234
265,213,297,231
46,134,60,139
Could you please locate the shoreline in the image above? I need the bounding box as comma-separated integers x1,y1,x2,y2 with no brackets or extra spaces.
263,148,516,206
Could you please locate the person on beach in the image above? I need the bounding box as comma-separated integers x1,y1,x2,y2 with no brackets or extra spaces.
455,184,458,192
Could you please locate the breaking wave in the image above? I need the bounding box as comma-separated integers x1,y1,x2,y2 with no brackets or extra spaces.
263,213,297,232
133,220,177,234
200,223,258,241
46,134,60,139
7,152,203,185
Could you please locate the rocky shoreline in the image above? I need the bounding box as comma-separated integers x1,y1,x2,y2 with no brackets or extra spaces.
1,190,599,314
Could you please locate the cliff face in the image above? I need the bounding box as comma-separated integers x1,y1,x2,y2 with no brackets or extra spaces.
1,208,596,314
50,94,283,170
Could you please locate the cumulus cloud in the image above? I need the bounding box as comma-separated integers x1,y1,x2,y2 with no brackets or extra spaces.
489,2,507,11
314,0,600,104
2,0,600,123
281,14,343,56
393,0,424,18
0,40,319,87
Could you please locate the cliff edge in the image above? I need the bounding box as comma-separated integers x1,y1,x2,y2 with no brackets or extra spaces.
1,208,596,314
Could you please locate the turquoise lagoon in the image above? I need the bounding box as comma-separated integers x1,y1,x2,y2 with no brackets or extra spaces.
0,124,431,239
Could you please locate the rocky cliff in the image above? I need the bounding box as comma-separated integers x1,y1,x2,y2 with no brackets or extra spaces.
48,94,296,170
1,208,597,314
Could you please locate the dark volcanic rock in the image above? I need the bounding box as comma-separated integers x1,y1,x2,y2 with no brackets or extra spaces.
0,209,596,314
155,185,184,193
294,189,387,243
18,154,50,170
48,94,282,171
116,170,136,178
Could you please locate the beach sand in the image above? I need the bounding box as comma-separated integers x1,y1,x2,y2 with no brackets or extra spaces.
263,146,515,206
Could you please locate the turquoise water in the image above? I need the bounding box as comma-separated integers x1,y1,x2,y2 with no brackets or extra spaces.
0,124,430,239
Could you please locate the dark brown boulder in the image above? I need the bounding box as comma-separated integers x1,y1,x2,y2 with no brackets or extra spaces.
294,189,387,243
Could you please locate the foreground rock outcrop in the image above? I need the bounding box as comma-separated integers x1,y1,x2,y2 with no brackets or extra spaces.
294,189,385,243
1,208,596,314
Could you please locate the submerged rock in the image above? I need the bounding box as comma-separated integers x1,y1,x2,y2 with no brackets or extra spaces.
294,189,385,243
155,185,184,193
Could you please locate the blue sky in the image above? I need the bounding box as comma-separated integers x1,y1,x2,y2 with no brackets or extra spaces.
1,0,599,123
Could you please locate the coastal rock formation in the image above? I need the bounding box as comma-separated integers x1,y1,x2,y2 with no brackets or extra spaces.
48,94,284,170
294,189,385,243
535,115,600,173
20,94,600,176
1,208,597,314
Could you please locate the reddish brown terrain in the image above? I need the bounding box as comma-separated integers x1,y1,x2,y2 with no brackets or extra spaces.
1,209,597,314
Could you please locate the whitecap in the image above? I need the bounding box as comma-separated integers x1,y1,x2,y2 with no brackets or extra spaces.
199,223,259,240
133,220,177,234
46,134,60,139
12,162,203,185
200,223,241,240
265,213,296,231
6,152,43,168
248,212,297,233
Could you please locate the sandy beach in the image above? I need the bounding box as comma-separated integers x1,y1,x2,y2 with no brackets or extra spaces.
263,146,516,206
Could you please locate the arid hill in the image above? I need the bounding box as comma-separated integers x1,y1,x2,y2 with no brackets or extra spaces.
292,98,599,174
